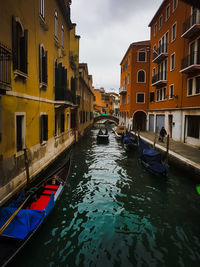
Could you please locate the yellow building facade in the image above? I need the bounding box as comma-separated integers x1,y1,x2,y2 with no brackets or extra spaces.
0,0,79,205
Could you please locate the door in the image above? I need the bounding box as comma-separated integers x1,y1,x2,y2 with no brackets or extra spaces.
149,114,154,132
156,115,165,133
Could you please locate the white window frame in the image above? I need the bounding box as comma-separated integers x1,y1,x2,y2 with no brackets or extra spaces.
169,84,174,99
61,25,64,48
170,53,175,71
40,0,45,19
136,93,145,104
172,0,178,12
171,22,177,42
54,10,58,39
154,23,157,36
137,70,146,83
166,4,170,21
15,112,26,153
159,15,163,30
137,51,146,62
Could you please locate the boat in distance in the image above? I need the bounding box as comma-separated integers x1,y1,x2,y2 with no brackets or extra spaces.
0,157,71,267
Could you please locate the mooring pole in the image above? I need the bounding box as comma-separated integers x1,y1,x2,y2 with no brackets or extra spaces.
166,134,169,161
24,148,30,187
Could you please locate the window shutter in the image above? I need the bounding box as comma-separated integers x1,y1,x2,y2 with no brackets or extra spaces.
24,29,28,74
44,115,48,141
12,16,17,70
40,115,43,143
39,44,42,83
45,51,48,84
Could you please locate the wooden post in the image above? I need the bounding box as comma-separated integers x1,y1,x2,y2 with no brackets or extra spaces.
153,131,157,148
24,148,30,187
166,134,169,158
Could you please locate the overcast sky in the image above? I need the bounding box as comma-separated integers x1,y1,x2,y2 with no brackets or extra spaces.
71,0,163,92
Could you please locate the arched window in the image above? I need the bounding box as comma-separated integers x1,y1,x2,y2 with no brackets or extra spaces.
137,70,145,83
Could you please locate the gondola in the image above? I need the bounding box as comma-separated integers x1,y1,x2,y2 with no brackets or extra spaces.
122,132,137,151
138,138,167,177
0,157,71,267
97,133,109,143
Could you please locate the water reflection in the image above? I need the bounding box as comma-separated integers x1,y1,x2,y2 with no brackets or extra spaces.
11,128,200,267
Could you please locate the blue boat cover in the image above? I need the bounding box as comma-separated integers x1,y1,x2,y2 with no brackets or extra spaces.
138,138,166,175
123,133,135,144
0,191,55,239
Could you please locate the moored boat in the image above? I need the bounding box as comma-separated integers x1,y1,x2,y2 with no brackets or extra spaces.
138,138,167,177
123,132,137,151
0,157,71,267
114,125,126,140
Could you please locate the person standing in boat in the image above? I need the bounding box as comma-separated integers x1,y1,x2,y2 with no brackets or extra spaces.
159,127,167,143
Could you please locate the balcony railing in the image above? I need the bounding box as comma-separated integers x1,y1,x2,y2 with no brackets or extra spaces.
0,44,12,90
152,71,167,87
182,11,200,38
119,86,127,94
152,43,168,63
180,51,200,73
55,87,77,105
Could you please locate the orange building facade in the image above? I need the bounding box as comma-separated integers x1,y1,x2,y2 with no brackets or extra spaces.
148,0,200,146
119,41,150,130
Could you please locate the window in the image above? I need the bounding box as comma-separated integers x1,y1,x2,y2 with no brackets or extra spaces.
170,53,175,71
159,15,163,30
173,0,178,12
196,76,200,94
128,56,130,65
188,78,193,95
61,113,65,133
138,51,146,62
40,0,45,18
166,5,170,20
156,89,159,101
128,73,130,84
136,93,145,103
163,87,167,99
54,11,58,39
169,84,174,99
40,114,48,143
61,25,64,48
137,70,145,83
16,114,25,152
152,68,155,77
150,92,155,102
187,116,200,138
12,17,28,74
54,114,58,136
39,44,48,86
127,94,129,104
171,23,176,42
160,88,163,100
154,23,157,36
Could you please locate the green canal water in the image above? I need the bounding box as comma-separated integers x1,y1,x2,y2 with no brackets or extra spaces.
11,128,200,267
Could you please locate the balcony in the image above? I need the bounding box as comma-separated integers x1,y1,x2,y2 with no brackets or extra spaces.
152,72,167,87
119,86,127,94
55,87,77,105
182,11,200,38
180,52,200,73
0,44,12,91
152,44,168,63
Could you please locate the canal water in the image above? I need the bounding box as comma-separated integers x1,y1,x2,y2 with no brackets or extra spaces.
12,128,200,267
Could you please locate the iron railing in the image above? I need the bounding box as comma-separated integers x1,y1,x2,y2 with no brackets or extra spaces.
0,44,12,88
153,43,168,60
152,71,167,84
182,10,200,35
181,51,200,70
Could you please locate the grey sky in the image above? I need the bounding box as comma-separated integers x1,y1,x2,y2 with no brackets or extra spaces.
71,0,163,92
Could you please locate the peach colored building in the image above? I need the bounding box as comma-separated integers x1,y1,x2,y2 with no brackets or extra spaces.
148,0,200,146
119,41,150,130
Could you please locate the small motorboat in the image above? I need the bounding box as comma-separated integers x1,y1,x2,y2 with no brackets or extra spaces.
0,157,71,267
123,132,137,151
97,129,109,143
114,125,127,140
138,138,167,177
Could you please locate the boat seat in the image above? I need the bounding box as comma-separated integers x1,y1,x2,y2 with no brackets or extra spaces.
29,195,51,210
44,185,59,190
